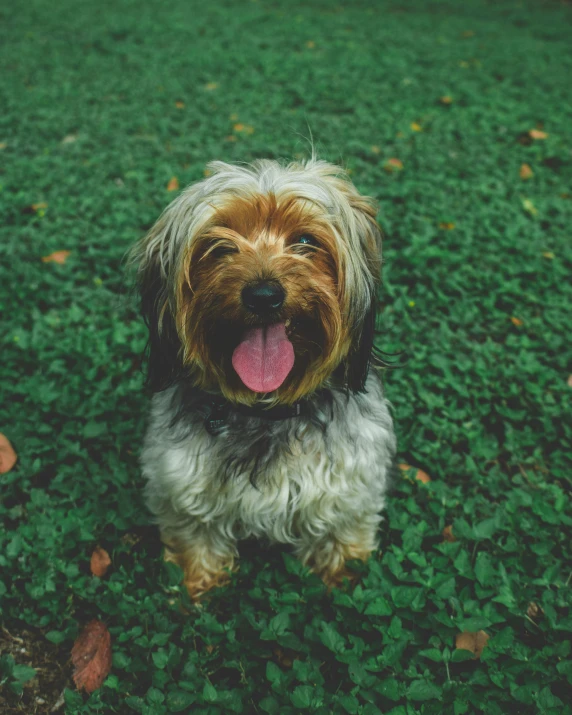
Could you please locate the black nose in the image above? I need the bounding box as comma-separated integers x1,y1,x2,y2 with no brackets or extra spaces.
242,281,285,314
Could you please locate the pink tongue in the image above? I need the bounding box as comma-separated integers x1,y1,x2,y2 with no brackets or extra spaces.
232,323,295,393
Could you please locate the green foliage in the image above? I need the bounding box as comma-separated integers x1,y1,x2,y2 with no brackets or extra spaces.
1,0,571,712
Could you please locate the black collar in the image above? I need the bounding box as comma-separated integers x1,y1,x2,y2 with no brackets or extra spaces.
205,397,308,435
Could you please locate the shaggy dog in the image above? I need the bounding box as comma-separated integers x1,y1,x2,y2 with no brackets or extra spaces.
132,158,396,600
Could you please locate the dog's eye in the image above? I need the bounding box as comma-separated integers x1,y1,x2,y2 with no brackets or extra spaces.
296,234,318,248
209,242,238,259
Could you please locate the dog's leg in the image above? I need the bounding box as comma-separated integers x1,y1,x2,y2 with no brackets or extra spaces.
161,524,237,601
296,519,380,589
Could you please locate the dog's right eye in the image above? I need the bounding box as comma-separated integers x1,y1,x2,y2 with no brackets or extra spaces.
208,242,238,259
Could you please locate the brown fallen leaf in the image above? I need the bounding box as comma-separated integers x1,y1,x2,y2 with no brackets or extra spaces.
455,630,489,659
511,316,523,327
440,95,453,105
384,158,403,172
71,620,112,693
371,145,381,154
529,129,548,140
175,101,184,108
167,176,179,192
0,434,17,474
439,222,455,230
442,525,456,543
90,547,111,578
398,463,431,484
542,251,554,259
42,250,71,265
305,40,315,49
567,375,572,388
32,202,48,211
527,602,544,619
519,163,533,180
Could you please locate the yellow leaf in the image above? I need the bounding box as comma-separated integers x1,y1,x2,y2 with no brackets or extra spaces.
511,316,523,327
0,142,6,150
371,145,381,154
42,250,71,265
542,251,554,259
522,198,537,216
175,101,185,108
384,158,403,172
305,40,315,49
167,176,179,191
32,202,48,211
529,129,548,140
233,123,254,134
205,82,218,91
455,631,489,659
440,95,453,105
439,222,455,230
519,163,533,180
410,122,422,132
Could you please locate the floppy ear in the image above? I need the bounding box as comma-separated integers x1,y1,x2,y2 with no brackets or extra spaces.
340,194,383,393
132,219,182,392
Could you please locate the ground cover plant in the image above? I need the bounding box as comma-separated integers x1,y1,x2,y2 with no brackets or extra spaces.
1,0,571,712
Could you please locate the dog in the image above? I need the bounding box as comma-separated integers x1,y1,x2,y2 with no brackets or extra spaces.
132,158,396,600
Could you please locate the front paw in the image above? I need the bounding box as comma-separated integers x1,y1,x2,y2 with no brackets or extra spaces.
163,541,236,601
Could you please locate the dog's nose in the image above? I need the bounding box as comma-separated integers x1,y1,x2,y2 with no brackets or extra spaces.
242,281,285,314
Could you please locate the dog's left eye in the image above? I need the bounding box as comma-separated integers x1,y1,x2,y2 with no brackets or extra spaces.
297,234,318,248
209,243,238,259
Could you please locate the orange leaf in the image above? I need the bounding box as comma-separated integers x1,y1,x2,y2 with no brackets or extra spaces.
398,463,431,484
439,222,455,230
384,158,403,172
511,316,523,326
455,630,489,659
167,176,179,192
42,250,71,265
90,547,111,578
440,95,453,105
0,434,17,474
519,163,533,180
528,129,548,140
71,620,112,693
442,525,456,543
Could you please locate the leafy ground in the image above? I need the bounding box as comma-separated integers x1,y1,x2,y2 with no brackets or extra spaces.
1,0,572,712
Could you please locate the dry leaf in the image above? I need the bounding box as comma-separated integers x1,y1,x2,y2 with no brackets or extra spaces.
233,123,254,134
567,375,572,388
371,145,380,154
305,40,315,49
519,163,533,180
61,134,77,144
511,316,523,326
32,202,48,211
527,602,544,619
410,122,422,132
529,129,548,140
440,96,453,105
204,82,218,91
439,222,455,230
455,630,489,659
229,113,239,121
175,101,184,108
42,250,71,265
398,463,431,484
0,434,17,474
71,620,112,693
522,198,537,216
384,158,403,172
0,142,6,150
442,525,456,543
167,176,179,192
542,251,554,259
90,547,111,578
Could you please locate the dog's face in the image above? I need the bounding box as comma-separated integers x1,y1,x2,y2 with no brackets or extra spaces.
134,160,382,404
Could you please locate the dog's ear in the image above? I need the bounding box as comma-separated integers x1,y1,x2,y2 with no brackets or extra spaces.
339,193,383,393
131,217,182,392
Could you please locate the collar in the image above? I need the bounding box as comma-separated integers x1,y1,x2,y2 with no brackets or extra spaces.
205,397,308,435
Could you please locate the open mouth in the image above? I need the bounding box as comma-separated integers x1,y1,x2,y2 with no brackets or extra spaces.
231,322,295,393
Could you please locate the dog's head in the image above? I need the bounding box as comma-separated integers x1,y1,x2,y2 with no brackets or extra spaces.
133,159,382,405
